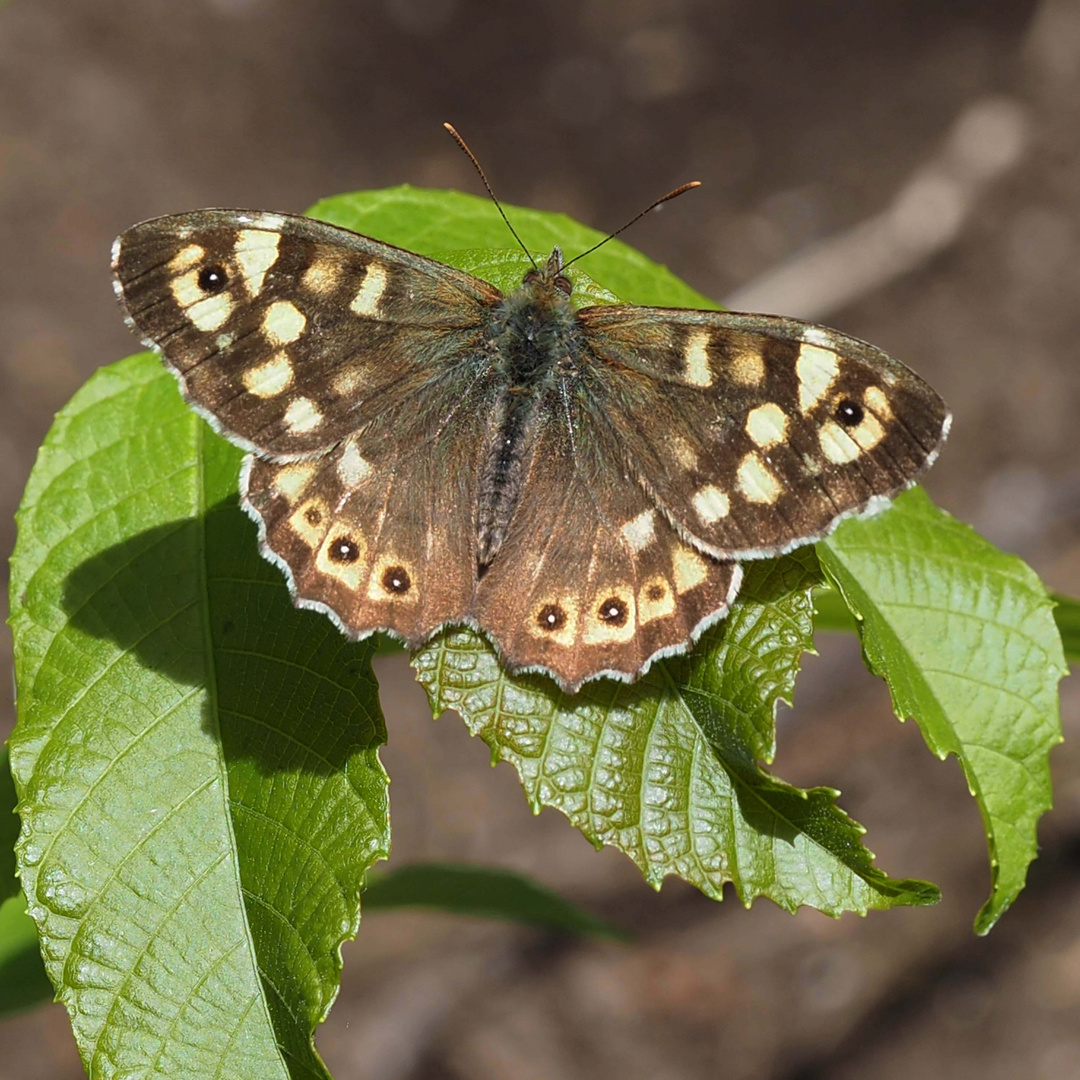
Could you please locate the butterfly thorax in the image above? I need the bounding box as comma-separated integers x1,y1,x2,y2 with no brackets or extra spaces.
477,248,582,571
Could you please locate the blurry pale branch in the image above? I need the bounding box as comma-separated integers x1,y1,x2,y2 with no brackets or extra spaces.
724,96,1029,320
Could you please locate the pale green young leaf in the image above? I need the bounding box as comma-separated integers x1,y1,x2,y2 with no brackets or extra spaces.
8,354,390,1079
818,488,1066,933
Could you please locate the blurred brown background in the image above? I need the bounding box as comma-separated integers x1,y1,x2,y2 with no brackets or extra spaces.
2,1,1080,1077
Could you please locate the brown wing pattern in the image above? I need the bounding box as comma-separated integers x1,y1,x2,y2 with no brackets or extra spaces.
472,390,741,690
578,306,950,558
242,366,499,646
113,209,502,458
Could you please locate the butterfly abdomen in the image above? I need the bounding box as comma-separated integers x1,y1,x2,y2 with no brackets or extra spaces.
476,274,583,569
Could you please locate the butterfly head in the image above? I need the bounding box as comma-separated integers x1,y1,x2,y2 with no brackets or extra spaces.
522,247,573,299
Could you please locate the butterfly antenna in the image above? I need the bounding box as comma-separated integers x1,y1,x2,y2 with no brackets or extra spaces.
443,122,538,270
563,181,702,270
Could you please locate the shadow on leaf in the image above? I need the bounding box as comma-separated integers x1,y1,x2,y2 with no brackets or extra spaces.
61,496,386,777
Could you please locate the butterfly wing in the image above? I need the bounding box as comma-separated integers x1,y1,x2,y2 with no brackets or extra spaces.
472,387,741,691
112,209,502,458
243,364,499,645
578,306,950,558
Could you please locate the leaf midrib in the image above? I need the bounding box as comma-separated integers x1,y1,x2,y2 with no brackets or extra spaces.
194,418,289,1079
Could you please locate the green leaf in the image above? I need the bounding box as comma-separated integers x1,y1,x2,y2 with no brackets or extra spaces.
817,487,1066,933
818,583,1080,667
0,892,54,1017
1,747,17,904
1051,592,1080,664
415,550,938,916
306,184,719,308
363,863,626,939
8,354,390,1079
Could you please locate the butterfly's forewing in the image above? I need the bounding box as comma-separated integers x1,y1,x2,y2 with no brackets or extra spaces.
578,307,950,558
243,365,499,645
112,210,502,458
472,389,741,690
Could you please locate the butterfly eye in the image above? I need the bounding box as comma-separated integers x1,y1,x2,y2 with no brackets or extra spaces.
554,274,573,296
198,264,228,294
523,269,542,286
834,399,865,428
536,603,567,632
597,596,628,626
381,565,412,594
328,536,360,564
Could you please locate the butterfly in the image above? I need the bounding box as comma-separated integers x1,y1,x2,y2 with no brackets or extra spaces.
112,201,950,692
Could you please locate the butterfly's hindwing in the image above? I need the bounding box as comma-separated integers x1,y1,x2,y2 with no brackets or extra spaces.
112,210,503,457
472,388,741,689
242,366,500,645
579,307,950,558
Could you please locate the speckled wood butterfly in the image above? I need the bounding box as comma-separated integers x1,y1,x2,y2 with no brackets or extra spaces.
112,192,949,691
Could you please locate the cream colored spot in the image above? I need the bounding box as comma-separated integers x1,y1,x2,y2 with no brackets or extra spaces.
368,554,419,604
289,498,329,547
737,454,782,504
820,412,886,462
745,403,788,449
216,332,235,351
332,367,364,398
171,272,235,331
819,421,860,464
864,385,891,416
350,262,389,318
337,441,373,487
727,344,765,386
638,577,675,624
316,530,368,589
528,597,579,648
583,585,636,645
683,328,713,387
284,396,322,434
303,259,341,293
243,353,293,397
670,435,698,471
620,509,656,553
672,546,708,594
801,326,835,348
169,244,204,272
854,411,887,450
273,462,318,501
796,344,839,414
251,212,286,231
263,300,306,345
235,229,280,298
692,484,730,525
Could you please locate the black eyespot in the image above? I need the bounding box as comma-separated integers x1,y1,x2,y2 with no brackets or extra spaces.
554,274,573,296
646,583,666,603
597,596,628,627
382,565,411,594
328,536,359,564
835,399,864,428
198,264,228,293
537,603,567,632
304,506,323,527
